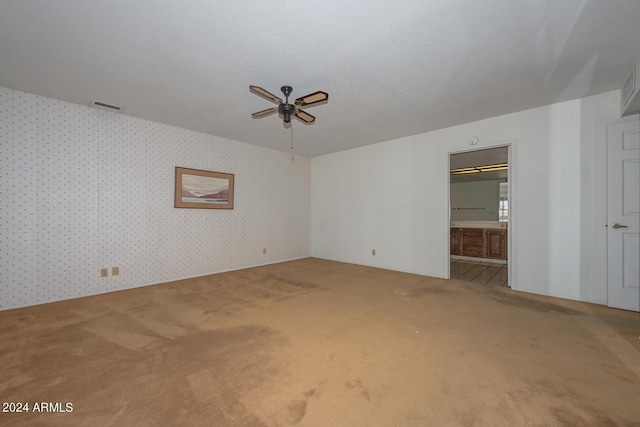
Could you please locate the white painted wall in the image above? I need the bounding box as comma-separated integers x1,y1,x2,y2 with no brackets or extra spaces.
0,88,311,310
2,87,632,309
312,90,630,305
450,180,500,221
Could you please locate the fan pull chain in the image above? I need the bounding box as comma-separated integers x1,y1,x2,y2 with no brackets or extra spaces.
290,124,294,162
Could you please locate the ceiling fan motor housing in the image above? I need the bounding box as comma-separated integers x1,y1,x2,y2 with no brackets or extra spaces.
278,103,296,123
279,86,295,122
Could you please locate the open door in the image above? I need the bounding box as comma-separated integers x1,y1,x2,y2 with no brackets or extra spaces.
607,120,640,311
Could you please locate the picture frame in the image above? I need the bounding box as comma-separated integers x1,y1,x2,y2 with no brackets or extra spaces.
174,167,234,209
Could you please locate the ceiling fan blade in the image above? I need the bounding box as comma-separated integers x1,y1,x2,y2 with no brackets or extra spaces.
295,90,328,108
293,109,315,124
251,107,278,118
249,85,282,104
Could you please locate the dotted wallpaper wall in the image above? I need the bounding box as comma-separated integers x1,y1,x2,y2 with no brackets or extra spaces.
0,87,311,310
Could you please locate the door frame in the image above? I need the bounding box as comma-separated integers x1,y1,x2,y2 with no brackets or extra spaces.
445,138,518,290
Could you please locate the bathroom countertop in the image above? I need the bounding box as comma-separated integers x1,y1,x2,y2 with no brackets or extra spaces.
450,221,507,230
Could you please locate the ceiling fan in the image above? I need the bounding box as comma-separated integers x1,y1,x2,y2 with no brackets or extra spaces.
250,85,328,126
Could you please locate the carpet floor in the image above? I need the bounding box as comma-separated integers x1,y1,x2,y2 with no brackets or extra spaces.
1,258,639,426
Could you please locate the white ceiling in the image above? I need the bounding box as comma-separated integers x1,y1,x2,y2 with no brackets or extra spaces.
450,147,508,170
1,1,639,157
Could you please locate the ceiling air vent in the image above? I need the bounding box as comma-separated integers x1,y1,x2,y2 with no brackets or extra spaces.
621,66,640,117
89,99,125,113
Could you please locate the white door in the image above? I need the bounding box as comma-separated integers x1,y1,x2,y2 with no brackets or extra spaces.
607,119,640,311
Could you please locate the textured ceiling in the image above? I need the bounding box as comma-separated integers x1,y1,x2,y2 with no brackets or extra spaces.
1,1,639,157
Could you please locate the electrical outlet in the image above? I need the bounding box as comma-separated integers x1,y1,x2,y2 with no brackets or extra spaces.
262,248,267,254
372,249,376,256
100,268,108,278
112,266,119,276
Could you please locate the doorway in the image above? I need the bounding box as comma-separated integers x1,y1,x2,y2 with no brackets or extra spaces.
447,142,515,288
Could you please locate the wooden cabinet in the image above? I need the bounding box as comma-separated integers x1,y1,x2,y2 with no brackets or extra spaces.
450,228,461,255
461,228,485,257
450,227,507,260
486,229,507,259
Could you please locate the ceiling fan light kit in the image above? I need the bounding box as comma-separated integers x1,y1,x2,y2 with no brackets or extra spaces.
250,85,328,126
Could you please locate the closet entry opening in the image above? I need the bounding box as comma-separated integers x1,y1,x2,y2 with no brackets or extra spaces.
449,146,510,287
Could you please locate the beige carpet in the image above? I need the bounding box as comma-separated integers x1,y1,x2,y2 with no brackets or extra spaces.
1,258,639,426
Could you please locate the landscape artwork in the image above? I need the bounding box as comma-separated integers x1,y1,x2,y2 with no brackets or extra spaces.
174,167,234,209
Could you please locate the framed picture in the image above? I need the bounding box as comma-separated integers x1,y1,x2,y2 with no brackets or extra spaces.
174,167,234,209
